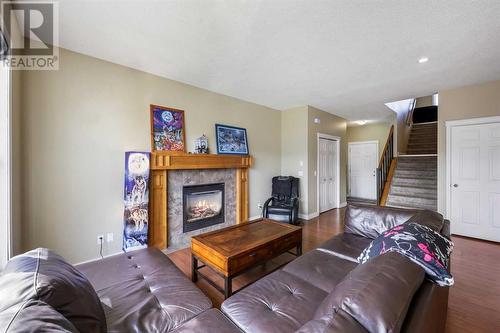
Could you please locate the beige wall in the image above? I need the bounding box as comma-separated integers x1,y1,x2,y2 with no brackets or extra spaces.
11,70,22,256
347,122,393,159
396,108,411,154
307,106,347,214
437,79,500,215
281,106,347,217
281,106,309,215
21,48,282,263
8,8,24,256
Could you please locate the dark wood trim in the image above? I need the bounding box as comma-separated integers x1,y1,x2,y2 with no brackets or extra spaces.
380,158,397,206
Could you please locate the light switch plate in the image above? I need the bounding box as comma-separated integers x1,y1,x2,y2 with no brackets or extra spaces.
106,233,114,243
298,170,304,177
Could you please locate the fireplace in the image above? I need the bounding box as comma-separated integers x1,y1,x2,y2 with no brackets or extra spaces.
183,183,225,233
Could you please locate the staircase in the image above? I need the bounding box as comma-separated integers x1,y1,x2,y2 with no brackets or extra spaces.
385,121,438,211
407,122,437,154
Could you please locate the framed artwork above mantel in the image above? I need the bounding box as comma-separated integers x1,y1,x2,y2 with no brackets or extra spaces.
150,104,186,154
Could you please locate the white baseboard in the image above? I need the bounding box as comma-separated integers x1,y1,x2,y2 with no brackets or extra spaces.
74,250,124,266
248,215,262,221
339,201,347,208
299,211,319,221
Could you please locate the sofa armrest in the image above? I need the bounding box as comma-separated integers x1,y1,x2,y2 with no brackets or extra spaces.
441,219,451,239
262,197,273,217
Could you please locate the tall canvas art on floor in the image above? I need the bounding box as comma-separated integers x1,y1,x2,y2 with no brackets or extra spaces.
123,152,150,252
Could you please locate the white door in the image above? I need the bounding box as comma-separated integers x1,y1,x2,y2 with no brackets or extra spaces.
348,142,378,200
450,122,500,242
319,138,337,213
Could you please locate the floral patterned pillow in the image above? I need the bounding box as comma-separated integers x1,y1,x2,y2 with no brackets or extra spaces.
357,222,454,286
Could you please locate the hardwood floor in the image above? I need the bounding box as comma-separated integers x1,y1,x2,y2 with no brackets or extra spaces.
167,208,500,332
445,236,500,333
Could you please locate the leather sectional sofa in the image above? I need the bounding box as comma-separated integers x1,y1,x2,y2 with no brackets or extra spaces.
0,204,450,332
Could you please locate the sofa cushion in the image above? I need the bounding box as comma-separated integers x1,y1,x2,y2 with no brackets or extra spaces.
1,299,79,333
1,248,106,333
295,308,368,333
404,209,444,232
317,233,372,263
282,250,357,292
315,252,425,333
358,223,454,286
344,204,418,239
76,248,212,333
170,309,242,333
221,270,327,333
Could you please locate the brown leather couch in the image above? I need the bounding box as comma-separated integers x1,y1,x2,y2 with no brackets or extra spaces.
0,204,449,333
221,204,451,333
0,247,241,333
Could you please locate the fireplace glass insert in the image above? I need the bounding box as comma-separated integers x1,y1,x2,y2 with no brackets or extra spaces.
183,183,225,233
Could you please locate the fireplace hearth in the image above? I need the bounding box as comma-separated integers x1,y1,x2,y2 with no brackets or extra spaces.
183,183,225,233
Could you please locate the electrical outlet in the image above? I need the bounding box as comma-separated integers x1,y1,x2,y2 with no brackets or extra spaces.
106,233,114,243
97,235,104,245
257,203,263,209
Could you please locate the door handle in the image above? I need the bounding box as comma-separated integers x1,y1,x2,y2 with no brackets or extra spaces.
453,184,459,188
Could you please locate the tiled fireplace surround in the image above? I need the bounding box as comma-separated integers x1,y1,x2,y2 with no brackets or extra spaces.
167,169,237,251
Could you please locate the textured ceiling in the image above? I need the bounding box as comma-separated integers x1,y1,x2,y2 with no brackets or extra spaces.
52,0,500,120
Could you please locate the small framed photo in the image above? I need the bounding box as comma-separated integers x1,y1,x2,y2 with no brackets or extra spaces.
150,104,186,152
215,124,249,155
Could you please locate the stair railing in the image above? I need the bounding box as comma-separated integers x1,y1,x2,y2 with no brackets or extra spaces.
376,125,394,204
405,98,416,126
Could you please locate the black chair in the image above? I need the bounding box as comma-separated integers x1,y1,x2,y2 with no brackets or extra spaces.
263,176,300,225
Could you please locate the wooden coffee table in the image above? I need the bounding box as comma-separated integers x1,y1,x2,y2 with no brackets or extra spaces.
191,219,302,298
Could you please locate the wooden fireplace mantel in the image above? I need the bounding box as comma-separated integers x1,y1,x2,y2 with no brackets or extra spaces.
149,152,253,250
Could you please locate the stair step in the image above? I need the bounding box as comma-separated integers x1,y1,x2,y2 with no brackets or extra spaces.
392,177,437,187
408,139,437,145
412,121,438,126
386,194,437,211
407,145,437,150
397,156,437,162
407,148,437,153
386,201,437,211
397,165,437,172
397,160,437,167
411,121,437,129
410,130,437,135
407,144,437,149
407,149,437,155
389,185,437,198
394,169,437,178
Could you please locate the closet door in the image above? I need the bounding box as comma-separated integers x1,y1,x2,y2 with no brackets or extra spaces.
319,138,338,213
450,121,500,242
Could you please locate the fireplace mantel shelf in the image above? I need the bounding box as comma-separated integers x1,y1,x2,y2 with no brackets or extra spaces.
149,152,252,250
151,152,252,170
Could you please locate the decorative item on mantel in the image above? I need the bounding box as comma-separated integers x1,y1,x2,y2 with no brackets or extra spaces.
215,124,249,155
150,104,186,153
194,134,209,154
123,152,150,252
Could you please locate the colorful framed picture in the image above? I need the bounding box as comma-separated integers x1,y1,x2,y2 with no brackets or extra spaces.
150,104,186,152
215,124,249,155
